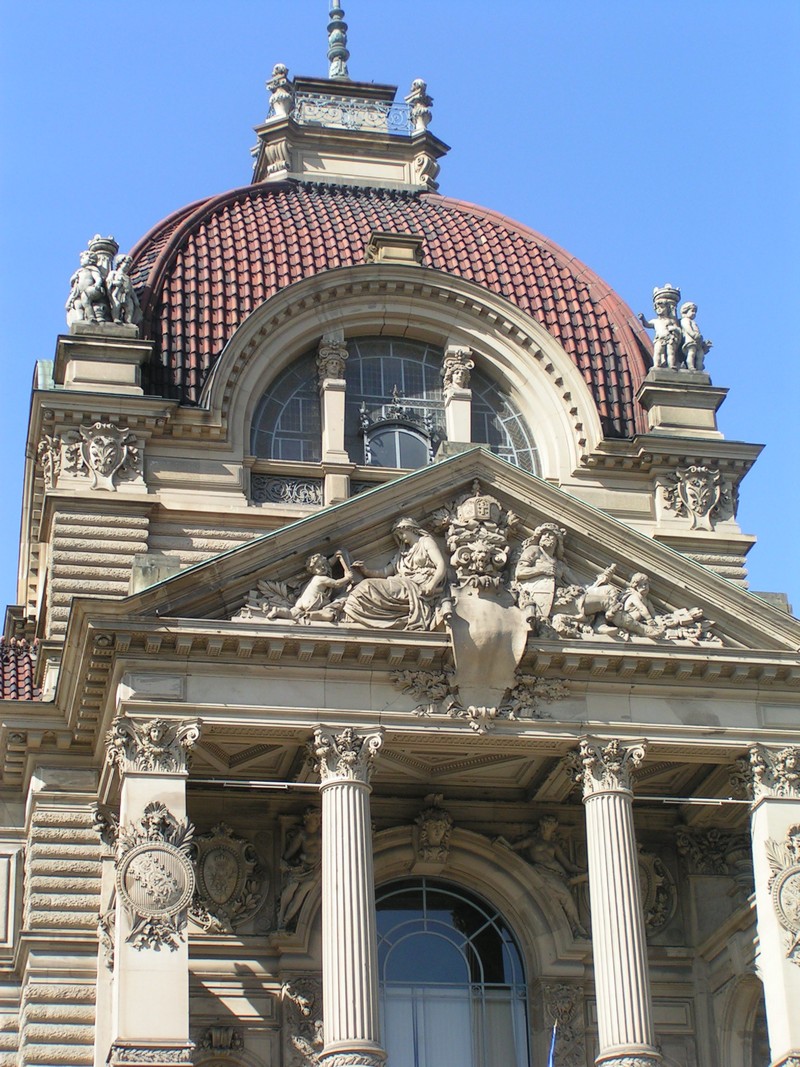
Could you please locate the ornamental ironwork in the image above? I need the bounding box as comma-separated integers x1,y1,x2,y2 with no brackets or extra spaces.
251,475,323,506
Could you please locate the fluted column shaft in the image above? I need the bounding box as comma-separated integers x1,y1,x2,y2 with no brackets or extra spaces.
572,738,661,1067
735,744,800,1067
311,726,386,1067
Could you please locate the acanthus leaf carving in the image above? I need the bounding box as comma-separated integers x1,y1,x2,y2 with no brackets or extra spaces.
733,744,800,802
567,737,648,796
309,726,384,785
105,717,202,775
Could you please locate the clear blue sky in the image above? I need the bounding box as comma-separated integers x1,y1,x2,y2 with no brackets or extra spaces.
1,1,798,613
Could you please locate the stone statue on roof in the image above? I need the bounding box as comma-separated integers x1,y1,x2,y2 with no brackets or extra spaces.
680,301,713,371
107,254,143,327
639,284,683,369
66,249,111,326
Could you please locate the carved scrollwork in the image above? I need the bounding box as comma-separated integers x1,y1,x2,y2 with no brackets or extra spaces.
637,846,677,935
251,475,324,506
309,726,384,785
765,824,800,967
105,716,202,775
115,802,195,951
568,737,647,796
675,826,752,878
658,465,734,531
190,823,268,933
78,422,142,490
282,976,324,1066
542,983,586,1067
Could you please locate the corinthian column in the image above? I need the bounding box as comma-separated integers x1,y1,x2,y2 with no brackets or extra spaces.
104,716,201,1067
733,744,800,1067
570,738,662,1067
309,725,386,1067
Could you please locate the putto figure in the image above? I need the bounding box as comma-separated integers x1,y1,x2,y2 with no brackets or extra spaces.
107,254,143,326
267,551,354,624
639,284,683,369
680,301,713,371
66,250,111,325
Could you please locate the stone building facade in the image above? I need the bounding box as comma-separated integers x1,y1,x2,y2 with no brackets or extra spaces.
0,12,798,1067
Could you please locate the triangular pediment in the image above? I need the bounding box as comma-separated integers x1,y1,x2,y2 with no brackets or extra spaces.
71,449,800,657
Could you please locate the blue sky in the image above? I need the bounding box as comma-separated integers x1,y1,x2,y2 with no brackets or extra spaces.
1,0,798,614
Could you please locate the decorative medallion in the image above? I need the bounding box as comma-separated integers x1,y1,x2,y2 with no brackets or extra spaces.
659,465,732,531
115,801,195,950
190,822,267,933
766,824,800,966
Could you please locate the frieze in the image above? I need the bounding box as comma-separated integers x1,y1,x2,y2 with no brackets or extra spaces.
108,1046,194,1065
765,824,800,967
190,822,268,933
105,717,202,775
115,802,195,951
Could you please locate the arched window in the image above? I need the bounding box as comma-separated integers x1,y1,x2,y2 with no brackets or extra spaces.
250,337,539,473
376,878,529,1067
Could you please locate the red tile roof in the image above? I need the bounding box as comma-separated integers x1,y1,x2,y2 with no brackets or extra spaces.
131,182,653,437
0,638,40,701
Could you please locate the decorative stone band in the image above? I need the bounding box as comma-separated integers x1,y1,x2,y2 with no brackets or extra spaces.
318,1053,387,1067
596,1057,662,1067
731,743,800,802
567,737,648,796
309,726,384,785
105,716,202,775
108,1043,194,1065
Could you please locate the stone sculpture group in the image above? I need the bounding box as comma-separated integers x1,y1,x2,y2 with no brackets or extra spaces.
65,234,142,328
639,284,712,372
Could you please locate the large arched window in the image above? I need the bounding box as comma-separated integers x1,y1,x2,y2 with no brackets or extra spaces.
376,878,529,1067
250,338,539,473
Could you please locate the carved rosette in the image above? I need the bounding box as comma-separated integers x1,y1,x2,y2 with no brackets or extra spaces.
732,744,800,802
105,717,202,775
317,335,349,382
309,726,384,785
543,983,586,1067
190,822,267,933
115,802,195,951
765,824,800,967
569,738,647,796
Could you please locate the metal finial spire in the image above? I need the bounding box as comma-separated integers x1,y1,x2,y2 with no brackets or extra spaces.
327,2,350,80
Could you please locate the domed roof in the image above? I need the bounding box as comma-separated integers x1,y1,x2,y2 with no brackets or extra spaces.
130,180,653,437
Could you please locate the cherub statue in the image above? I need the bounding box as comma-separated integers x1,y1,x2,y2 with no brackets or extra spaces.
266,551,353,623
107,254,143,326
66,250,111,325
639,285,682,369
679,302,712,371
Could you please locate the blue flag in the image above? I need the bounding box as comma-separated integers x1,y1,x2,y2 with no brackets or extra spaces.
547,1020,558,1067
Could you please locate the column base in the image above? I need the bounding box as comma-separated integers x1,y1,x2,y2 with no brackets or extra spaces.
596,1047,662,1067
108,1042,194,1065
318,1041,387,1067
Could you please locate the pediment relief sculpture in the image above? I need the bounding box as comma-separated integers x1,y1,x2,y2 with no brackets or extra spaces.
190,822,268,934
233,482,719,647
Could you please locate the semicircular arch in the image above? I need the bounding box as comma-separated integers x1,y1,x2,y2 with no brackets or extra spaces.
201,265,606,481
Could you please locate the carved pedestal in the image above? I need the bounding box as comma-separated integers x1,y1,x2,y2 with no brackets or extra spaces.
105,717,201,1066
571,738,662,1067
735,745,800,1067
310,726,386,1067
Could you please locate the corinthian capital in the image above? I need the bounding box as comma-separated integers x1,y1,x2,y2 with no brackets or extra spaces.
105,716,202,775
568,737,647,796
732,743,800,802
309,726,384,785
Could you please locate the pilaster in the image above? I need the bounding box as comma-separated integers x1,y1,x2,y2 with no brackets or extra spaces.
733,744,800,1067
103,716,202,1067
309,725,386,1067
569,737,662,1067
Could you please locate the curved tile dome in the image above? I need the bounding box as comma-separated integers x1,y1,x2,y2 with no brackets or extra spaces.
130,181,653,437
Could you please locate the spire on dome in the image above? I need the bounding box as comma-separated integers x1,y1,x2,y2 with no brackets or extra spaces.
327,2,350,80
